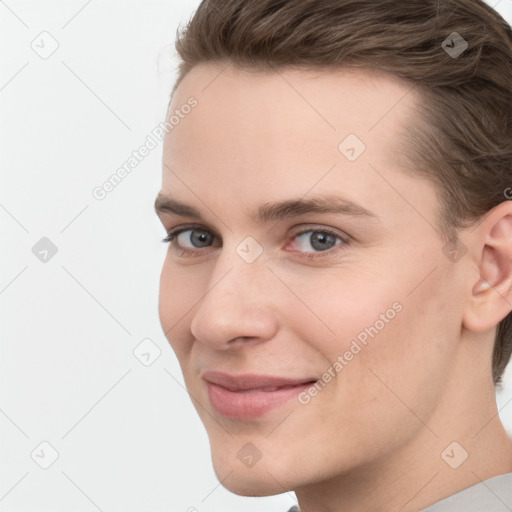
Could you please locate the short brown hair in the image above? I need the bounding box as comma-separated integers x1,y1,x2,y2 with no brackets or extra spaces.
170,0,512,384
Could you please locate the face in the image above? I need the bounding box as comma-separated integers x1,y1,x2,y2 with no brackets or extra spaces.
156,63,467,496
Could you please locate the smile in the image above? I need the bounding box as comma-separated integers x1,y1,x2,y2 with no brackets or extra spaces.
202,371,317,419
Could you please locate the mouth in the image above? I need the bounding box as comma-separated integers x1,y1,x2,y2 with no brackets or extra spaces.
202,371,318,419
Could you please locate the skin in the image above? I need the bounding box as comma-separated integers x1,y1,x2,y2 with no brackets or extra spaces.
156,61,512,512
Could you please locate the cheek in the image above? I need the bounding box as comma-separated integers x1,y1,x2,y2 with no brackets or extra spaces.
158,257,204,357
320,267,460,432
158,258,176,335
286,259,459,407
282,264,402,356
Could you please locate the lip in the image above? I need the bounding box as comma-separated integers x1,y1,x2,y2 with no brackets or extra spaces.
202,371,317,419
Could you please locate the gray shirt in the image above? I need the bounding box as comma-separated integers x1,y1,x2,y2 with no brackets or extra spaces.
286,471,512,511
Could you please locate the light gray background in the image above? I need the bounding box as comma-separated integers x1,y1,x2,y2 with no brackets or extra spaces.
1,1,512,511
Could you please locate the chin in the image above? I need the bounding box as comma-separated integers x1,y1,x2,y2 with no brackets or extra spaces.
210,452,296,497
215,470,289,497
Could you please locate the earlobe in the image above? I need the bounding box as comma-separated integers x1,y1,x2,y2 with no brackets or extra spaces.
462,204,512,333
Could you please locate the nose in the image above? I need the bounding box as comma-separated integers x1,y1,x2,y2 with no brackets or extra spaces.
189,257,279,350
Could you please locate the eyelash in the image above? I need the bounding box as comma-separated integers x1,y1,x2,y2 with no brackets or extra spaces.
161,223,350,260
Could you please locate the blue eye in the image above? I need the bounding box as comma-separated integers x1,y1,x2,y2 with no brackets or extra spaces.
163,228,214,249
162,225,349,258
292,230,343,252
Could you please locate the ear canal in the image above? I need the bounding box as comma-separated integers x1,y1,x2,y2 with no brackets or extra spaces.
473,280,492,294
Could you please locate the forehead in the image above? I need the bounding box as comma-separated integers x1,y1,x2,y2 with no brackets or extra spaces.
161,62,433,229
170,62,416,127
164,62,418,169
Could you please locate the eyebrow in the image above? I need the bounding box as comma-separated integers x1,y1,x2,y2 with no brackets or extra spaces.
155,193,377,224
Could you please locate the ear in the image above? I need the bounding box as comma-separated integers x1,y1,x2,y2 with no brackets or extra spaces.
462,201,512,333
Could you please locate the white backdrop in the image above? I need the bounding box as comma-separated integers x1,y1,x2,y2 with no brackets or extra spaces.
1,1,512,511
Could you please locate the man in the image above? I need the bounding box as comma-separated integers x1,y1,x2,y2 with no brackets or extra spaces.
155,0,512,510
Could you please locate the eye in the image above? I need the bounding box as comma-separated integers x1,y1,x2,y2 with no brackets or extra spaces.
162,226,217,251
162,225,349,259
174,229,213,248
288,228,346,254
